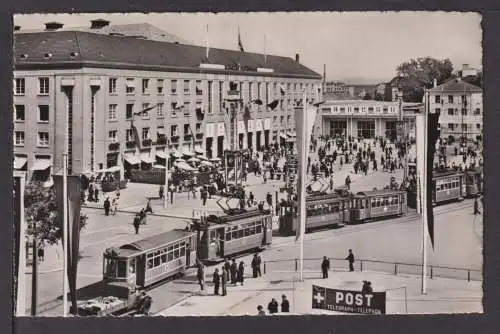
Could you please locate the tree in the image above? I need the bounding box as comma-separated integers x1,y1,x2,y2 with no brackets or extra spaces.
395,57,455,102
462,70,483,88
24,181,87,246
373,92,385,101
363,92,373,100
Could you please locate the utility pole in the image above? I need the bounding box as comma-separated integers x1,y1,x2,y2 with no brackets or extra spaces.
30,221,38,316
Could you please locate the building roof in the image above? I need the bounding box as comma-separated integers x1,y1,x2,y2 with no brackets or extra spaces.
14,30,322,79
428,78,482,93
15,23,190,44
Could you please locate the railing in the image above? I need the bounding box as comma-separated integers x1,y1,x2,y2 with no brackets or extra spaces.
262,257,481,282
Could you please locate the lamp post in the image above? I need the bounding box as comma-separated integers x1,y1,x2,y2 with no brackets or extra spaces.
224,84,243,190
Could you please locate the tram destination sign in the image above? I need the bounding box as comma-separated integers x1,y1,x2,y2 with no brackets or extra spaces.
312,285,386,315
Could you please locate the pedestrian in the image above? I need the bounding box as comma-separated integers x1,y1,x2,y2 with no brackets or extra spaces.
88,184,94,202
321,256,330,278
267,298,279,314
361,281,373,294
169,183,175,204
237,261,245,286
213,268,220,295
133,215,140,234
159,185,164,199
111,198,118,215
266,192,273,208
281,295,290,313
201,187,207,206
251,253,259,278
474,197,481,215
345,175,351,190
145,199,153,214
221,267,228,296
196,260,205,291
37,242,45,262
104,197,111,216
94,187,99,203
257,305,266,316
346,249,355,272
230,259,238,284
330,176,334,190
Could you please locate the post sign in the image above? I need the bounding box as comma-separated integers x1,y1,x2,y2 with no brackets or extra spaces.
312,285,386,315
396,120,406,142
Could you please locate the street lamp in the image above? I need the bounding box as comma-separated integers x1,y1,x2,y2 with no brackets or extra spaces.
224,83,243,192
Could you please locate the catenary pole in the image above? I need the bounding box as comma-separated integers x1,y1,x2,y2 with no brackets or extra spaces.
421,90,429,295
299,92,307,281
62,153,69,316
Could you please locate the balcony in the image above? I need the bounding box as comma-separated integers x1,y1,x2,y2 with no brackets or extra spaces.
183,109,191,117
184,134,192,142
195,133,204,140
108,142,120,151
126,141,136,149
171,135,179,143
142,138,152,147
156,136,167,146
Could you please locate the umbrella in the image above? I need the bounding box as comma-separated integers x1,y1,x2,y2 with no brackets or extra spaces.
176,161,197,171
182,147,195,157
200,160,213,167
188,157,200,163
210,157,221,162
194,146,204,155
171,150,182,159
153,164,166,169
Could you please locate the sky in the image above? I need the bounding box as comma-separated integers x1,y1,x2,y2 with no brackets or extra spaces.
14,12,482,84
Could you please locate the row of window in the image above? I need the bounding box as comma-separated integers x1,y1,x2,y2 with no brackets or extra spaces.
306,202,342,217
146,241,187,270
434,95,477,104
14,77,318,98
14,77,49,95
14,105,49,122
111,122,202,143
435,180,460,191
370,196,401,208
14,131,48,147
435,108,481,116
224,220,264,241
447,123,481,131
326,106,397,113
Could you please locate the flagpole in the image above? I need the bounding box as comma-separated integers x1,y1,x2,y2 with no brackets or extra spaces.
62,152,69,316
205,24,209,60
421,89,429,295
264,34,267,64
299,91,307,281
164,139,169,209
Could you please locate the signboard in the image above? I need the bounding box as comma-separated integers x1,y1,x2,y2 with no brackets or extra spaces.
238,121,245,134
205,123,214,138
312,285,386,315
217,123,225,137
264,118,271,130
256,119,263,131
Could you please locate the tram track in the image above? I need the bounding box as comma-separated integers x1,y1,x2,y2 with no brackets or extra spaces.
30,200,475,316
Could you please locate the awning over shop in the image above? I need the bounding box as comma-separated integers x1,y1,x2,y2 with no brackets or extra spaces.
153,164,166,169
210,157,221,162
30,158,52,171
194,146,204,154
156,151,167,159
14,156,27,170
123,154,141,165
200,160,213,167
140,153,156,164
170,150,182,159
280,133,287,139
287,131,297,137
106,166,121,173
176,161,197,171
182,147,195,157
188,157,200,163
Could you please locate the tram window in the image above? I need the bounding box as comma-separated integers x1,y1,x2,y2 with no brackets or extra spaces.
395,197,399,204
147,259,154,269
210,230,216,243
250,224,256,235
180,245,186,257
226,231,232,241
167,251,173,262
238,228,244,238
232,227,238,239
129,258,136,274
244,226,250,237
168,245,174,252
174,248,180,259
359,200,365,209
147,253,153,259
256,224,262,234
154,256,161,267
105,258,117,277
161,253,167,264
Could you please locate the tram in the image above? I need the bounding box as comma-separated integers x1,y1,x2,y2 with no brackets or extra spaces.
349,189,407,224
291,192,348,232
197,207,273,262
433,171,465,205
464,167,483,198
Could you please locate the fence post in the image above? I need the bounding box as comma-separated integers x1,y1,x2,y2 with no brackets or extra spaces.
295,258,298,272
430,266,433,279
394,264,398,275
467,270,470,282
360,260,363,272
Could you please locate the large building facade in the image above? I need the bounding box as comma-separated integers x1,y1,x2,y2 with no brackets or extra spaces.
427,78,482,141
314,99,419,140
13,22,322,179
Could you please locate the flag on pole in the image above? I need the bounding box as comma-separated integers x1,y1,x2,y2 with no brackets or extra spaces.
243,105,252,133
133,104,157,117
238,26,245,52
205,24,210,60
267,99,279,110
252,99,263,106
130,121,141,151
13,172,26,316
54,175,82,314
426,108,440,248
294,94,318,242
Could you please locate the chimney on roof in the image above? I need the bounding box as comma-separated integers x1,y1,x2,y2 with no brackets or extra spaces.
14,25,20,31
295,53,300,62
45,22,64,31
433,78,437,88
90,19,110,29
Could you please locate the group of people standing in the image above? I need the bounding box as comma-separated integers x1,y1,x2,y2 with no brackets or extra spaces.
321,249,356,278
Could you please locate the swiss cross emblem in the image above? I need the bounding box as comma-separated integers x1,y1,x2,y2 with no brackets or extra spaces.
312,285,326,308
